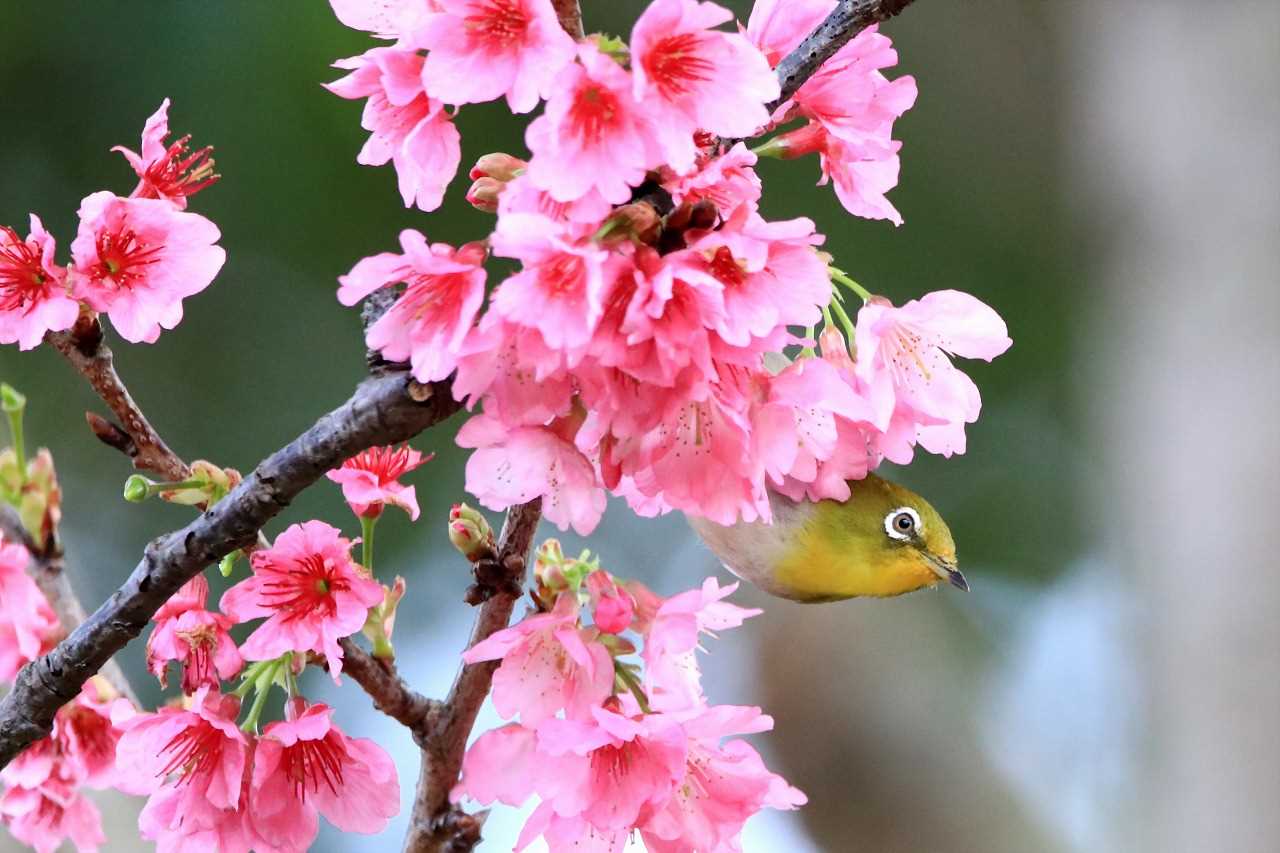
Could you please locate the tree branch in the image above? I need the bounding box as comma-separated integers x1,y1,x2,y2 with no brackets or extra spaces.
769,0,918,110
402,499,542,853
0,370,461,767
550,0,584,40
340,637,439,734
46,316,191,482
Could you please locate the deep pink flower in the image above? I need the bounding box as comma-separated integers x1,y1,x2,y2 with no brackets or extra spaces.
630,0,779,172
114,688,257,853
326,443,431,520
112,98,218,209
151,573,209,623
68,191,225,343
53,680,134,790
249,701,399,850
661,142,762,213
461,591,614,724
0,537,59,682
416,0,577,114
641,577,760,712
585,571,635,634
854,289,1012,457
525,43,660,204
450,316,577,426
0,770,105,853
641,705,806,852
459,415,608,535
337,230,487,382
326,47,462,211
147,606,242,694
219,521,383,680
0,216,78,351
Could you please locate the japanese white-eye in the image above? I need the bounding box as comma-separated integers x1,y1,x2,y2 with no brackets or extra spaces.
688,474,965,602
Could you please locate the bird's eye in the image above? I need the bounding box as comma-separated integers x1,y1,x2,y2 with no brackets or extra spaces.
884,507,922,541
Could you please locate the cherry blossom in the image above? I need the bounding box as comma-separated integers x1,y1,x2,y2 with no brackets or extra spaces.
326,443,431,519
112,98,218,209
0,769,105,853
329,0,427,39
0,216,78,351
68,191,225,343
220,520,383,679
0,537,59,682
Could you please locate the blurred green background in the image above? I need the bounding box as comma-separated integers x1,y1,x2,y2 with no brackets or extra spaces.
2,1,1277,851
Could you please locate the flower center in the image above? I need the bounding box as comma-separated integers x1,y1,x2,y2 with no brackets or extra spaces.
91,227,163,290
465,0,529,48
645,33,715,99
282,734,347,801
707,246,746,287
0,227,50,311
259,553,347,621
537,253,586,297
568,84,619,144
159,719,225,785
143,135,219,201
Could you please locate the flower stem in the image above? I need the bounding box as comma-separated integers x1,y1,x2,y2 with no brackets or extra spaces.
614,663,651,714
1,384,28,487
829,267,873,303
360,514,378,574
239,661,278,733
829,296,858,343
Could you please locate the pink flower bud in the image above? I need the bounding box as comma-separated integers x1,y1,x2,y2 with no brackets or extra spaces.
466,177,503,213
469,152,527,182
585,570,634,634
448,503,495,561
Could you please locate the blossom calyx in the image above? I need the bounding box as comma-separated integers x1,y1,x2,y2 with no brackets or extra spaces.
1,447,61,547
449,503,496,562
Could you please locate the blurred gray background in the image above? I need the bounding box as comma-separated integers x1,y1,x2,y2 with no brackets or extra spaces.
2,1,1277,851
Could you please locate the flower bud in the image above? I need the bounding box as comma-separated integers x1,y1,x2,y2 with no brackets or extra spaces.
466,177,503,213
586,570,634,634
159,460,240,506
818,326,855,372
2,447,62,545
123,474,152,503
597,202,661,245
0,383,26,414
533,538,569,592
469,152,526,182
449,503,496,561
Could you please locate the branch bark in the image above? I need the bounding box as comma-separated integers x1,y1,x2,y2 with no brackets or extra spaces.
0,371,461,767
402,499,542,853
769,0,918,110
46,316,191,482
550,0,584,40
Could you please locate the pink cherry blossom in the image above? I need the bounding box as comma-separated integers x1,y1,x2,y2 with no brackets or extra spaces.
338,230,487,382
0,769,105,853
326,47,461,211
146,605,242,694
641,705,806,852
0,216,78,351
114,688,258,853
68,191,225,343
53,680,134,790
525,43,659,204
249,701,399,850
0,537,59,681
219,521,383,679
745,0,834,67
460,415,607,535
461,591,614,725
854,289,1012,457
416,0,577,114
631,0,779,172
451,316,577,425
112,98,218,209
641,577,760,712
329,0,427,38
326,443,431,519
585,570,635,634
661,142,762,213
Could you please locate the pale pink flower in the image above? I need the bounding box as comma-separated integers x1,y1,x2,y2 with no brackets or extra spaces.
661,142,762,213
249,701,399,850
338,230,487,382
329,0,428,38
854,289,1012,457
631,0,779,172
461,591,614,725
112,98,218,209
326,443,431,520
641,705,806,852
114,688,257,853
146,606,242,694
219,521,383,679
497,173,614,226
745,0,834,67
0,537,59,681
68,191,225,343
450,316,577,426
0,216,78,350
416,0,577,114
641,577,760,712
326,47,461,211
516,803,628,852
525,44,659,204
0,770,105,853
490,213,613,351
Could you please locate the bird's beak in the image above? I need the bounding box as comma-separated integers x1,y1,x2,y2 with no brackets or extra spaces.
925,554,968,592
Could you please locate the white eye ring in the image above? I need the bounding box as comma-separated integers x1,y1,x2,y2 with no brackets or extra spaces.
885,507,923,541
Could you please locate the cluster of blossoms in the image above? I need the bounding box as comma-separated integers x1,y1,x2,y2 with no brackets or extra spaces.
454,539,805,850
327,0,1010,536
0,99,225,349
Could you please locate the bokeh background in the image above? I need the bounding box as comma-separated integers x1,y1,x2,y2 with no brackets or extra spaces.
2,1,1277,851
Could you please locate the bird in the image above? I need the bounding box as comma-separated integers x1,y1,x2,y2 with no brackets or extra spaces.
687,473,966,602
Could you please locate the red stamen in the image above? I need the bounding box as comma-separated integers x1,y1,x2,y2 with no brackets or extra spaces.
159,720,225,784
140,133,220,201
283,734,347,801
645,33,715,99
90,228,164,290
0,226,50,311
464,0,529,47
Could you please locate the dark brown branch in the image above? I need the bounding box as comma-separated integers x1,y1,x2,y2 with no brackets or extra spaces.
402,499,542,853
550,0,584,40
769,0,918,110
340,638,439,734
0,371,461,767
0,507,136,706
46,316,191,482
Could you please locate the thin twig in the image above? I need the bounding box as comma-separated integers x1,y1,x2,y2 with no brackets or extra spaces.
46,316,191,481
0,371,461,767
402,499,542,853
339,637,439,735
550,0,584,40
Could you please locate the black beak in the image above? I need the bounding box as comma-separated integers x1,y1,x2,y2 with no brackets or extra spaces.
947,568,969,592
925,554,968,592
